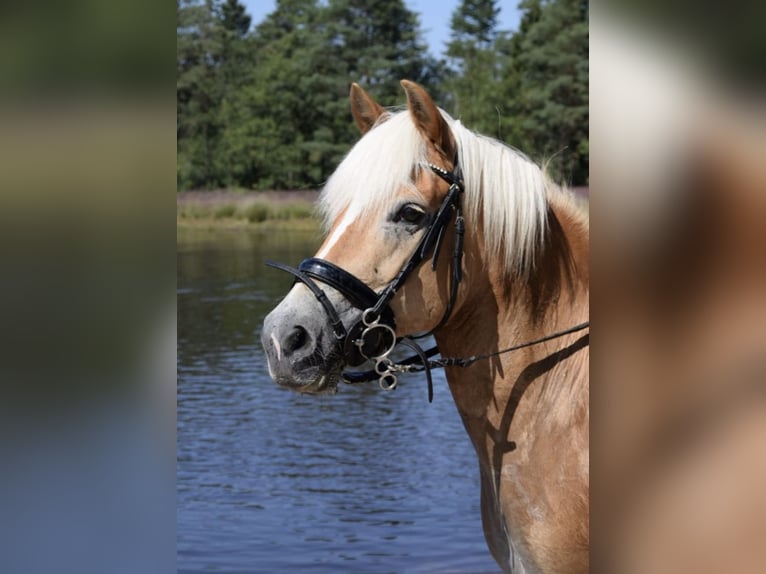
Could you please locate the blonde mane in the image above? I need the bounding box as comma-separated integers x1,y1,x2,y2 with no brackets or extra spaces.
319,108,552,277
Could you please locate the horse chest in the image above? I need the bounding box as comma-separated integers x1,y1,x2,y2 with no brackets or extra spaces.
478,466,537,574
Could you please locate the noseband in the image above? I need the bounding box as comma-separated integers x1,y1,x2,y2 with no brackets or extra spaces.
266,160,590,401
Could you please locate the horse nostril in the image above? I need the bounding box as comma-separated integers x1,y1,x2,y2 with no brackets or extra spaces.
285,326,309,354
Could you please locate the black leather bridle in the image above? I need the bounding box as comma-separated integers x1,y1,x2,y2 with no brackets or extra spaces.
266,162,464,388
266,159,589,402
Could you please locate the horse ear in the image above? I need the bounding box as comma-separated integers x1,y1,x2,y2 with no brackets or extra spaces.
350,83,387,135
401,80,456,160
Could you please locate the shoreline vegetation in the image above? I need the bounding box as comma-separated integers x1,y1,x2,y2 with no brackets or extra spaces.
177,188,589,230
177,190,321,230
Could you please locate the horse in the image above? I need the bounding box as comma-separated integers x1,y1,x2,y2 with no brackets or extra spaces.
261,80,589,573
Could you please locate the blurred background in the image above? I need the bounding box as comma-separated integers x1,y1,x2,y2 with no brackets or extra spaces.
591,3,766,572
0,1,175,573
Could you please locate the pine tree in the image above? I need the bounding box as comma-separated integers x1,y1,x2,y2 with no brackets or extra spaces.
445,0,502,137
242,0,343,189
220,0,250,36
218,0,255,187
326,0,439,105
510,0,588,185
231,0,442,189
177,0,227,189
175,0,587,191
450,0,500,50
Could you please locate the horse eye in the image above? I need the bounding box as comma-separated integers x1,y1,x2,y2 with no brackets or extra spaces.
394,204,426,225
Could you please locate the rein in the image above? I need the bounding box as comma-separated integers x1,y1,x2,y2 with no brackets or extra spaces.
266,159,589,402
342,321,590,403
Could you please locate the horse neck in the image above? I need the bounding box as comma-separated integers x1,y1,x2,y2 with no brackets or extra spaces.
435,193,589,426
433,193,589,574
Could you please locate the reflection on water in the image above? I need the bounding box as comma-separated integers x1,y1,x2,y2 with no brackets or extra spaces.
177,228,499,573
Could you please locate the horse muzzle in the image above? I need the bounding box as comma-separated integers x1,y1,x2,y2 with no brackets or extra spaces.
262,258,399,392
261,294,345,394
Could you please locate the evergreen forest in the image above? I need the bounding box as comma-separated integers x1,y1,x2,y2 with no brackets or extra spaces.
177,0,588,191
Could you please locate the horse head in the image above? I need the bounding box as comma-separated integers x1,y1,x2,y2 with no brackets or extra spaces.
261,81,464,393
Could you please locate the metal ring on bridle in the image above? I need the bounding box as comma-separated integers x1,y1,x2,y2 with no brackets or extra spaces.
357,323,397,361
378,372,398,391
374,357,393,376
362,308,380,327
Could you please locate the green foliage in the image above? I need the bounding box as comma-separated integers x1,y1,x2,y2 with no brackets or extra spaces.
177,197,315,223
177,0,227,190
443,0,588,185
508,0,589,185
177,0,589,190
449,0,500,50
444,0,501,137
325,0,442,104
213,202,237,219
242,201,270,222
220,0,250,35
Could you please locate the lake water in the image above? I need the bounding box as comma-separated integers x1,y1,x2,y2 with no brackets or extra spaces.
177,227,500,574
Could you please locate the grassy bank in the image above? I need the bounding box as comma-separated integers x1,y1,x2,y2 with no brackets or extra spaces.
177,190,321,230
178,188,589,230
